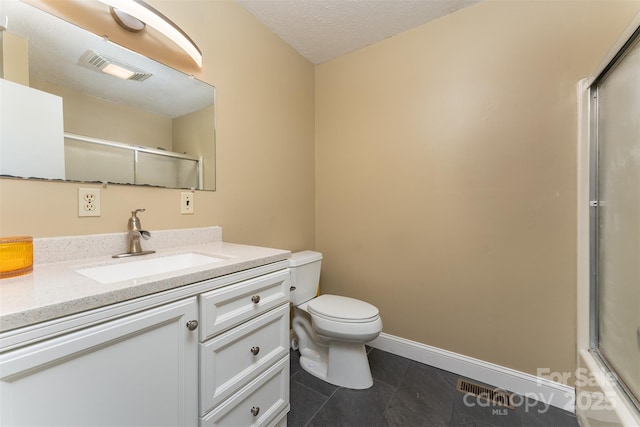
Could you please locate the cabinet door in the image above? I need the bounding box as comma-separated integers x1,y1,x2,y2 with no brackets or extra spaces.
0,297,199,426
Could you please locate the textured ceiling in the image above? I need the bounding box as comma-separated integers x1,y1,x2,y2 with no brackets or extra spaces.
236,0,483,64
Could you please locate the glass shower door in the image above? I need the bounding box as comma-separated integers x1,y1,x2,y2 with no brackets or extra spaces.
594,33,640,405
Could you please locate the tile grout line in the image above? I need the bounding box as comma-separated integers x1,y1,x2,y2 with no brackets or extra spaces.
302,387,340,427
372,357,412,424
376,380,402,424
289,356,341,427
292,377,332,400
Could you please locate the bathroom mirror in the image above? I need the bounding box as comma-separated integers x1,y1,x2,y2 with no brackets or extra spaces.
0,0,216,190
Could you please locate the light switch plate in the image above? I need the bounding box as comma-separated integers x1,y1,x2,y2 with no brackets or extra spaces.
181,192,194,214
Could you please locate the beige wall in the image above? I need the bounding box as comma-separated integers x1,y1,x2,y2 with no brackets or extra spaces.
1,31,29,86
173,105,216,189
0,0,316,253
315,0,640,380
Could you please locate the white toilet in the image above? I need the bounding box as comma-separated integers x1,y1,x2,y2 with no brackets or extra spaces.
289,250,382,389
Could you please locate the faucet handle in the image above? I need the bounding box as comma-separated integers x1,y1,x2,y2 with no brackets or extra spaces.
128,209,146,232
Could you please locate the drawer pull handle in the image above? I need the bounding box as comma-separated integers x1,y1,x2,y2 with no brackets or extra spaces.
250,346,260,355
251,295,261,304
186,320,199,331
251,406,260,416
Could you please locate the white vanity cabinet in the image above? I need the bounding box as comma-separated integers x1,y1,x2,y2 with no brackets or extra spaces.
0,261,291,427
0,297,199,426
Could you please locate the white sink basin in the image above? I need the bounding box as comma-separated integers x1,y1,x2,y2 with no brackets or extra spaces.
76,252,225,284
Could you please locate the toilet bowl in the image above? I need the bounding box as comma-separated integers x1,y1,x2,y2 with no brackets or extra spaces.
289,251,382,389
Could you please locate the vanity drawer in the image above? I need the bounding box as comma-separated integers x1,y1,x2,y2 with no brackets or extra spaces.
199,269,289,340
200,356,289,427
200,303,289,415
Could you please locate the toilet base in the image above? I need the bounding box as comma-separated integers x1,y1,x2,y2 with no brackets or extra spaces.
298,340,373,389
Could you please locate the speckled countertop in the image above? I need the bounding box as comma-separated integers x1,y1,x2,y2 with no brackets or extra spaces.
0,227,290,333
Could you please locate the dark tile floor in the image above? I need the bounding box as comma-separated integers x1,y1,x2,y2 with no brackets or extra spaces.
288,348,580,427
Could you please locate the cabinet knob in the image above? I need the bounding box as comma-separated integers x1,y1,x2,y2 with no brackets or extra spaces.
251,406,260,417
251,295,261,304
250,346,260,355
186,320,199,331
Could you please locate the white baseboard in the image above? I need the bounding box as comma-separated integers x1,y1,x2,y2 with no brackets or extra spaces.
368,332,576,412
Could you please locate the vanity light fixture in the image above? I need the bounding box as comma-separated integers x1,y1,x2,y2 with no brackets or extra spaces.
97,0,202,68
110,7,145,33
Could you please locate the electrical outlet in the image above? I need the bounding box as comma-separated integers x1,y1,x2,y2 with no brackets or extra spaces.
181,192,194,214
79,188,101,217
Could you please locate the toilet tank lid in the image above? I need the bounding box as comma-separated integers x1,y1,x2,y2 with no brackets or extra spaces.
289,250,323,267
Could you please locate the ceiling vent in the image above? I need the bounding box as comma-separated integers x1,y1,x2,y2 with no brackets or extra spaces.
78,50,152,81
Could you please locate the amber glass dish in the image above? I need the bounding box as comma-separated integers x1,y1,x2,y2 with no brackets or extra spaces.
0,236,33,279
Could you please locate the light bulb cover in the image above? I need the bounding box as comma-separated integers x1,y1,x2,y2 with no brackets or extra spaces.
102,63,136,79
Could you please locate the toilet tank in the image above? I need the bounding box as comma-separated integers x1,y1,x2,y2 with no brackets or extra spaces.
289,250,323,305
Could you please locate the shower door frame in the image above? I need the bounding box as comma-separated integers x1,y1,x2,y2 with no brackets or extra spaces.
576,11,640,427
588,26,640,409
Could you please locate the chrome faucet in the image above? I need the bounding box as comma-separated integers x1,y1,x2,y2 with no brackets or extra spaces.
113,209,156,258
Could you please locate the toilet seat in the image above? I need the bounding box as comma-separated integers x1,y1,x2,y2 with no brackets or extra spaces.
307,295,379,323
297,294,383,342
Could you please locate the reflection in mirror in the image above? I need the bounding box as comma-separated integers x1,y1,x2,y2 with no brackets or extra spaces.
0,0,216,190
